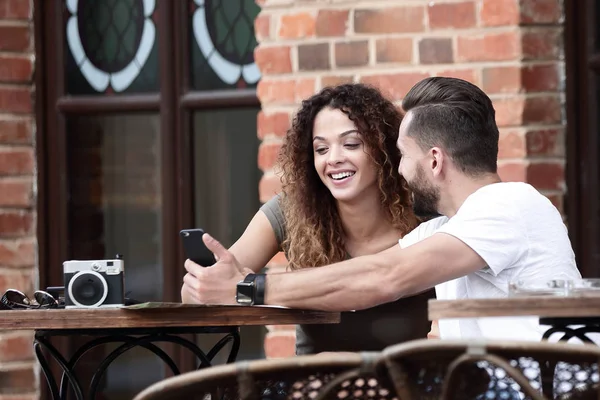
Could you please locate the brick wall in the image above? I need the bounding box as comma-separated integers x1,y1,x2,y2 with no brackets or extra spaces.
254,0,565,358
0,0,38,397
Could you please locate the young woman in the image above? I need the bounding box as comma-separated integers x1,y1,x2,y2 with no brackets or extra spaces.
183,83,435,354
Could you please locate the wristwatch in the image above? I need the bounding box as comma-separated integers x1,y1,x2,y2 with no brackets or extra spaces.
236,273,265,306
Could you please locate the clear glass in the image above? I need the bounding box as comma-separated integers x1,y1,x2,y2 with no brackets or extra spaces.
508,279,600,297
193,108,266,362
570,279,600,296
507,279,570,297
67,114,163,399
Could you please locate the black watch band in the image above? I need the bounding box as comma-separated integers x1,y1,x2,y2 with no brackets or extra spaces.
236,273,266,306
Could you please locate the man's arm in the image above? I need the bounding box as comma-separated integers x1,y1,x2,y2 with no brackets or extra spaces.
264,232,487,311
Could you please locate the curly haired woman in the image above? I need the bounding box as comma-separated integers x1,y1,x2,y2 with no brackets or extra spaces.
183,83,435,354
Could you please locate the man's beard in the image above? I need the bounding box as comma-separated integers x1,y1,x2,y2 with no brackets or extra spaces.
407,166,441,219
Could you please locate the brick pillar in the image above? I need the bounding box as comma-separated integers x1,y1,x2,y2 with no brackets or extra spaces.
0,0,38,397
254,0,565,357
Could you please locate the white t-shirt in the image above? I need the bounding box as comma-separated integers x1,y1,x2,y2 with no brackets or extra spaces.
399,182,581,341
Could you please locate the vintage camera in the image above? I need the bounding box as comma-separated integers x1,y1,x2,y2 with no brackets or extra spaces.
63,259,125,308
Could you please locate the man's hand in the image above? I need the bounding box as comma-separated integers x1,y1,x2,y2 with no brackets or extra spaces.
181,234,253,304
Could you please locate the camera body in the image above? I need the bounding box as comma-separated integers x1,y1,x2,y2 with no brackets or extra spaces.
64,259,125,308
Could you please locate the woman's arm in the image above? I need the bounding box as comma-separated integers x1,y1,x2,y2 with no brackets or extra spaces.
181,210,279,303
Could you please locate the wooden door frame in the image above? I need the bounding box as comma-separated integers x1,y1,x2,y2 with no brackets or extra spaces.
564,0,600,277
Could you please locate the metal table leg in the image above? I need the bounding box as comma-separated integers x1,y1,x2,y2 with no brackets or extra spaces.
34,326,241,400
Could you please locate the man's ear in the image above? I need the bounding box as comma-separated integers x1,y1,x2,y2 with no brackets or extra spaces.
429,147,444,178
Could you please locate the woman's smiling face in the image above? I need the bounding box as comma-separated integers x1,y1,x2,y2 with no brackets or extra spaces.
312,108,379,203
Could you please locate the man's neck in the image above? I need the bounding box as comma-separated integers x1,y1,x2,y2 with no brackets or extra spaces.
439,173,502,218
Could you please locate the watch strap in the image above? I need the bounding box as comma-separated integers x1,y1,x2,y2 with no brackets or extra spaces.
242,273,265,306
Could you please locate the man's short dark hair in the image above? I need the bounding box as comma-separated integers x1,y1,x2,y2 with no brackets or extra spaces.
402,77,499,175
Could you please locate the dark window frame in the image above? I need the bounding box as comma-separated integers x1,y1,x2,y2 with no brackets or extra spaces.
564,0,600,277
34,1,260,395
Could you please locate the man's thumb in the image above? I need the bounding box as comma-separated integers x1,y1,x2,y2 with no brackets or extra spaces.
203,233,233,264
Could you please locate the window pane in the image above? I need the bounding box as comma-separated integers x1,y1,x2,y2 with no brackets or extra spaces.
193,108,265,361
190,0,261,90
67,114,164,398
65,0,159,95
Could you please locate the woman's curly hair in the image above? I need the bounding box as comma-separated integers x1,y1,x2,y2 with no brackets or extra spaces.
278,83,418,270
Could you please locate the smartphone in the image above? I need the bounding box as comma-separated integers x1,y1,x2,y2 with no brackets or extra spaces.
179,228,216,267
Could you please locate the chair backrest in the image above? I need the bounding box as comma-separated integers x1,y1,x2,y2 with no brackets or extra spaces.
133,352,396,400
380,339,600,400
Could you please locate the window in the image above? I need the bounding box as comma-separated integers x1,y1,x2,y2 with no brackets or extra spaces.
37,1,263,398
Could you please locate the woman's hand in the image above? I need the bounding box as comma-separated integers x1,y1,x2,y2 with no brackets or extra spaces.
181,233,253,305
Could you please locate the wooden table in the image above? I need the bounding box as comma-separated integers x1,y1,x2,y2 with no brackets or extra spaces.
428,296,600,343
4,303,340,400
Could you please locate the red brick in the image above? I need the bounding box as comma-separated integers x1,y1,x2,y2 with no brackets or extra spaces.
257,79,295,105
267,251,288,268
523,95,561,124
498,129,526,159
0,269,34,294
278,12,315,39
0,148,33,175
527,162,564,190
0,0,31,19
520,0,561,24
0,178,32,207
254,46,292,74
435,69,479,86
259,173,282,203
264,331,296,358
0,210,33,237
0,56,32,84
493,97,525,127
0,238,35,268
316,9,349,37
483,65,559,94
480,0,519,26
360,72,430,101
322,75,354,87
0,332,33,362
258,141,282,171
0,26,29,52
375,38,412,64
522,28,561,60
298,43,330,71
428,1,476,29
482,66,521,94
0,366,36,394
0,87,31,114
295,78,316,101
0,395,38,400
525,128,562,156
521,64,558,92
335,41,369,68
498,161,526,182
254,14,270,41
544,193,563,213
457,31,520,62
354,7,425,34
419,38,453,64
257,111,290,139
266,324,295,332
0,119,31,144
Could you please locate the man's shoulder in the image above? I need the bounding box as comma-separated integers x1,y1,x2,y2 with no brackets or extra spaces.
399,216,449,248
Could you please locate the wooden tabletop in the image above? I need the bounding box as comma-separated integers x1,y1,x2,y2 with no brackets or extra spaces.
0,303,341,330
428,296,600,320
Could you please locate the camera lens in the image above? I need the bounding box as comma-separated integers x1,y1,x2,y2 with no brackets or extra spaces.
69,271,108,307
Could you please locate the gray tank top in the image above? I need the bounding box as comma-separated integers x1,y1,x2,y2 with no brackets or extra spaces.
260,195,435,355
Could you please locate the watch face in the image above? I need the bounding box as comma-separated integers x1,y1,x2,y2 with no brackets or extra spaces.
236,282,254,305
